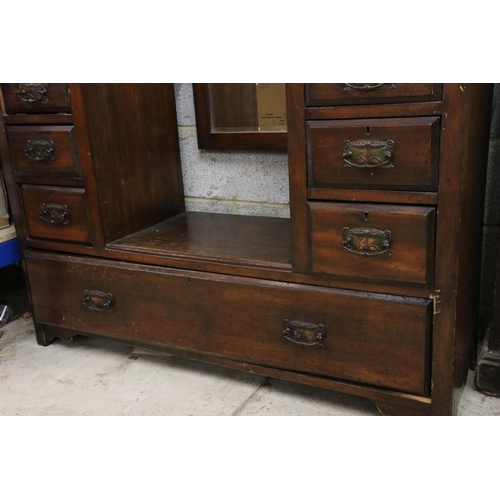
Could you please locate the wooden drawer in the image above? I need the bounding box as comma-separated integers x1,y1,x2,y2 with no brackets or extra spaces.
26,252,432,396
309,202,436,285
6,126,81,178
21,185,90,244
305,83,442,106
1,84,71,114
307,117,440,191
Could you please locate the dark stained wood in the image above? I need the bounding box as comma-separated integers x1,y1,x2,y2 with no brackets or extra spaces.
27,252,433,396
19,236,437,298
21,185,90,245
79,84,185,243
305,102,444,120
1,84,71,114
2,114,74,125
68,84,105,249
309,202,436,285
307,117,440,191
109,211,292,270
376,401,432,416
6,125,81,178
286,84,309,273
429,84,493,415
193,83,287,151
12,175,83,188
308,188,438,205
39,323,432,411
208,83,258,130
306,83,442,106
1,83,493,416
455,84,493,377
0,116,27,253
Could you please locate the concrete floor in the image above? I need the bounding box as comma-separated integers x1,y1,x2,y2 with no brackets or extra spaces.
1,315,500,416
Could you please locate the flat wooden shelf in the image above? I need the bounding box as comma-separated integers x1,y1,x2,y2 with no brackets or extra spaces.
108,211,292,270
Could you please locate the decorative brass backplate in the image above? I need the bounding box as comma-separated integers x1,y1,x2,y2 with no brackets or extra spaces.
343,139,395,169
17,83,48,103
344,83,395,91
82,289,114,311
283,320,325,346
342,227,392,256
39,203,69,225
25,139,55,161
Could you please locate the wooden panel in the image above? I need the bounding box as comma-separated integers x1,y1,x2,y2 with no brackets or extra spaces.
7,126,81,178
306,83,442,106
79,84,185,243
1,84,70,114
305,101,444,121
2,114,74,125
286,83,310,273
21,185,90,244
26,253,433,396
309,202,436,285
308,188,438,205
109,211,292,270
208,83,257,131
193,83,287,151
39,324,432,412
307,117,440,191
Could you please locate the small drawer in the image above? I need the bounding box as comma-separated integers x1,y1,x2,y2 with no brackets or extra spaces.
307,117,440,191
1,84,71,114
7,126,81,178
21,185,90,244
305,83,442,106
26,253,432,396
309,202,436,285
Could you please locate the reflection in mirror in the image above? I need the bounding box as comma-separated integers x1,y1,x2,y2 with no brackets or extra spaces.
193,83,287,150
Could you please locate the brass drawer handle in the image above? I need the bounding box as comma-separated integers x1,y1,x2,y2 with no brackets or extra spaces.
343,139,394,169
24,139,55,161
283,320,325,346
83,289,114,311
39,202,70,225
342,227,392,256
344,83,395,91
17,83,48,103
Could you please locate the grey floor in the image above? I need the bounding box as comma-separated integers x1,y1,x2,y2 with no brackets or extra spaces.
1,315,500,416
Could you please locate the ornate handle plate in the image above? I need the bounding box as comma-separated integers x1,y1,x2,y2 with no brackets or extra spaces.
39,203,70,225
83,289,114,311
283,320,325,346
344,83,395,91
17,83,48,103
342,227,392,256
24,139,55,161
343,139,394,169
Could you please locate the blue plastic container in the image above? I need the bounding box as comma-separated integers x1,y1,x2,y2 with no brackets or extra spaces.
0,237,21,269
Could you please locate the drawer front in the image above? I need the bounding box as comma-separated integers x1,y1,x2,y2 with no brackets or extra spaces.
306,83,442,106
309,202,436,285
1,84,71,114
7,126,81,178
307,117,440,191
26,253,432,396
21,185,90,244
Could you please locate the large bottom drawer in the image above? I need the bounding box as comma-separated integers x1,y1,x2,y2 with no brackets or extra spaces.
26,252,432,396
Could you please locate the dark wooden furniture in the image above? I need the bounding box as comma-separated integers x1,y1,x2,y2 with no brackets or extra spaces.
0,83,493,415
